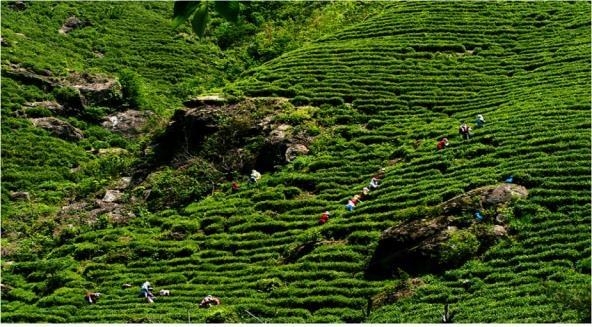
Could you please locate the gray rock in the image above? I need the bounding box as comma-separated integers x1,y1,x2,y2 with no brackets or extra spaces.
65,72,122,109
30,117,84,141
9,0,27,11
5,64,122,111
102,110,151,136
59,16,88,34
285,143,309,162
183,95,227,107
61,201,88,212
440,183,528,215
10,191,30,201
103,190,124,203
98,148,128,156
22,100,64,114
482,184,528,206
113,177,132,190
268,124,292,144
3,63,56,90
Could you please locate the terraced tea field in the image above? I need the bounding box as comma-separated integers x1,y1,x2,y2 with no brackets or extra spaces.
2,1,590,323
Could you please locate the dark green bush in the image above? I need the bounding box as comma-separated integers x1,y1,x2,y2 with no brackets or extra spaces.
282,186,301,199
154,272,188,286
291,96,311,106
23,106,52,118
81,106,109,122
118,69,146,108
53,87,82,110
205,307,240,323
439,230,480,266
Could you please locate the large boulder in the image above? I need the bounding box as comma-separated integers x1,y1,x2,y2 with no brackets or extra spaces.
103,190,124,203
59,16,90,34
2,63,55,90
102,110,152,136
4,64,123,112
148,97,315,176
285,143,309,162
441,183,528,215
481,183,528,206
64,72,122,109
8,0,28,11
22,100,64,115
150,107,224,163
30,117,84,141
183,95,227,107
9,191,30,202
366,184,528,279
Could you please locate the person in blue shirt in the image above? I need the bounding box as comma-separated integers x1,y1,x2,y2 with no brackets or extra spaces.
474,211,484,222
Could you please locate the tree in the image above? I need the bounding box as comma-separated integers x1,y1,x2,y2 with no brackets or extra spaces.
172,0,240,38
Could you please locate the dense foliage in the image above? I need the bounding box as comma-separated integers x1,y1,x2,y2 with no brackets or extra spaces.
1,0,590,323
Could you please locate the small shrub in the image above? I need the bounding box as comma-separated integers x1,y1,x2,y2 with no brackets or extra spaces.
439,230,480,266
204,307,240,323
23,106,52,118
81,106,109,122
7,288,37,303
53,87,82,110
282,186,301,199
291,95,311,106
256,278,284,292
576,257,591,274
154,272,188,286
118,69,146,108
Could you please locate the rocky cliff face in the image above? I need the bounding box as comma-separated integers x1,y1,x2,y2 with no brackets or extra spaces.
149,97,315,174
366,184,528,279
4,64,123,112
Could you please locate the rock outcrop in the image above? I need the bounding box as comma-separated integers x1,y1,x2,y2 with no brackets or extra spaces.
8,0,28,11
64,72,121,108
366,184,528,279
102,110,152,136
150,97,314,173
59,16,90,34
183,95,227,107
4,64,122,112
57,196,136,229
441,183,528,215
102,190,124,203
9,191,30,202
3,63,55,90
285,143,309,162
22,100,64,115
30,117,84,141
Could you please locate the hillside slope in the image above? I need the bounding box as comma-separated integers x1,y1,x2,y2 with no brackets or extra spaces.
2,1,590,323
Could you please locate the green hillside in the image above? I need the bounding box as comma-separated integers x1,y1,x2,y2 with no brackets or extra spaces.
1,1,590,323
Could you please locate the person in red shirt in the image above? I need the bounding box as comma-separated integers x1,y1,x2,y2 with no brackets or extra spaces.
231,181,240,193
437,138,449,150
319,211,330,224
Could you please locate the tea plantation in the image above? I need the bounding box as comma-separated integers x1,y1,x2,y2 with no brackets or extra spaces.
1,1,590,323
